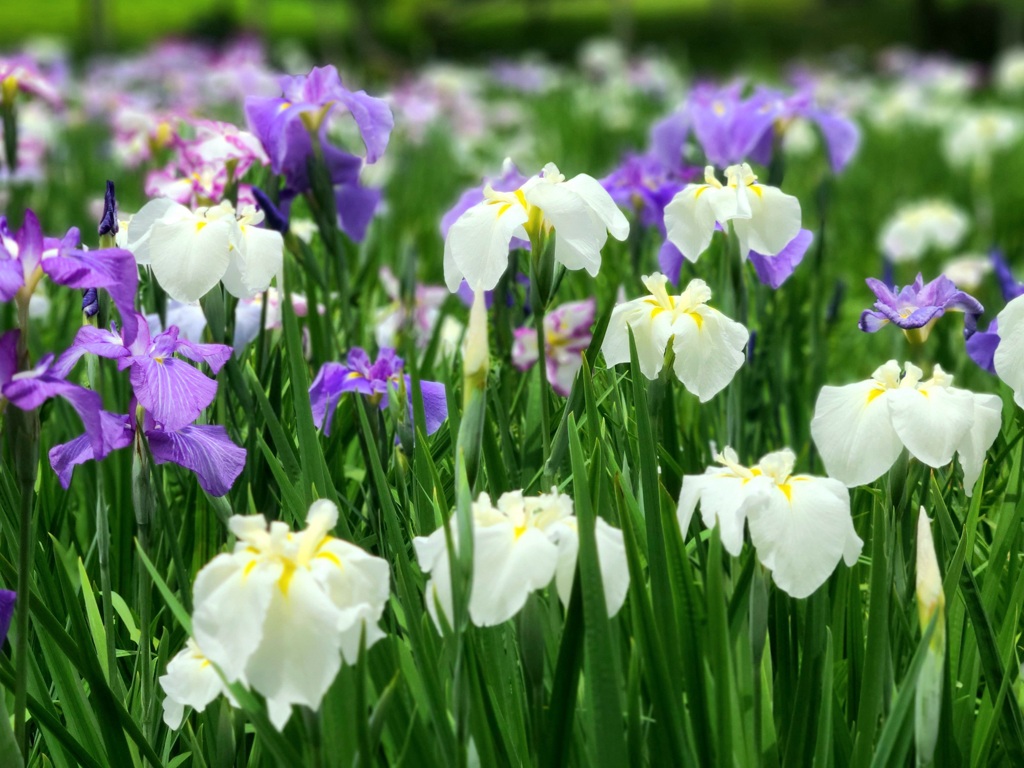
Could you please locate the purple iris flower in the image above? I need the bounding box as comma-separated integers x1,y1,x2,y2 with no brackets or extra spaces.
0,329,106,457
600,152,693,231
964,252,1024,373
49,402,246,496
0,590,14,648
0,210,139,342
309,348,447,438
859,273,983,333
54,313,232,433
650,82,859,174
992,251,1024,301
245,65,391,183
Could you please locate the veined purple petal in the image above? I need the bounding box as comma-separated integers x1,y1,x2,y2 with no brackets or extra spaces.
411,378,447,436
334,178,381,243
167,331,232,374
130,355,218,432
4,365,106,455
146,423,246,497
808,108,860,173
966,319,999,374
749,229,814,289
333,85,394,164
0,257,25,301
16,210,44,276
51,323,130,378
310,361,348,435
48,411,133,488
992,252,1024,301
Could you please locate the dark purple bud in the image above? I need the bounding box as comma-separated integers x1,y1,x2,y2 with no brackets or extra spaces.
82,287,99,317
252,186,289,234
98,180,118,237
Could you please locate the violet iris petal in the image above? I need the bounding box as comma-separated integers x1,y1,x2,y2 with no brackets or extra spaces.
748,229,814,289
966,318,1000,374
0,590,14,648
146,422,246,497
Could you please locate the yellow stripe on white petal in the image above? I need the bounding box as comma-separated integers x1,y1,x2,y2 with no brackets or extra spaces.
149,212,234,303
747,476,860,599
670,304,748,403
663,182,721,263
810,379,903,487
443,199,528,292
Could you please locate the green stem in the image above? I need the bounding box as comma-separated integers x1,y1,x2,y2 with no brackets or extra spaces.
13,458,34,757
533,306,552,484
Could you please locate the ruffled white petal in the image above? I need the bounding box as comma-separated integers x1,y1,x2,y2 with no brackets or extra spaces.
149,215,233,303
670,305,748,402
222,225,283,299
560,174,630,241
602,300,675,379
526,181,609,276
731,185,802,259
747,477,858,599
663,185,720,264
994,294,1024,408
159,639,232,729
469,524,559,626
126,198,185,265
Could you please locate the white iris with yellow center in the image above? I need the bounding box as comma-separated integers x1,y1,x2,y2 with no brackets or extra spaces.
181,500,390,730
678,447,863,599
602,272,748,401
663,162,802,264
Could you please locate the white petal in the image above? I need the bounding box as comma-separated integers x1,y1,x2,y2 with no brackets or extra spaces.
468,524,559,626
242,569,344,730
810,382,903,487
957,393,1002,495
670,306,748,402
560,174,630,241
192,553,279,683
602,300,674,379
444,201,527,292
887,386,974,469
731,186,802,259
594,518,630,617
413,529,456,630
677,472,766,556
159,640,231,729
526,181,609,276
994,294,1024,408
149,216,233,303
126,198,186,265
664,185,719,263
222,225,284,299
748,477,857,599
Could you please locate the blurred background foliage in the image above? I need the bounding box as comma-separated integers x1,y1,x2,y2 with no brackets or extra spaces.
3,0,1021,70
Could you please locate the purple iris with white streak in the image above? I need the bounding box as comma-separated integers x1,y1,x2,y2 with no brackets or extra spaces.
512,299,595,397
44,312,243,495
55,313,232,432
310,348,447,438
650,81,859,174
245,65,392,242
0,210,139,342
859,273,983,336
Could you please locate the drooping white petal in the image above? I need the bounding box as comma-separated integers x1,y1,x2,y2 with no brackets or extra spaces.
731,185,802,259
747,477,859,599
525,181,609,276
443,201,528,292
887,385,974,469
413,528,456,629
810,381,903,487
550,517,629,618
676,472,769,556
312,538,391,664
221,225,284,299
148,214,233,303
663,185,720,264
670,305,748,402
602,299,675,379
994,294,1024,408
561,174,630,241
191,552,279,683
468,524,559,626
126,198,185,265
242,568,345,731
957,393,1002,495
159,639,233,729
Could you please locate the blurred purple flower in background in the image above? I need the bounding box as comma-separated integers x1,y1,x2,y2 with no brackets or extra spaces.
859,273,982,338
512,299,595,396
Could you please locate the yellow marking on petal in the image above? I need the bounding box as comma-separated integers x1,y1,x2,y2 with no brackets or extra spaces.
346,371,363,380
195,221,207,232
278,101,292,112
777,483,793,502
514,189,528,209
153,356,165,365
497,203,512,216
713,101,726,116
687,311,703,329
315,550,343,568
750,185,763,198
278,560,296,595
513,525,528,540
867,388,885,404
200,660,211,669
694,185,709,199
242,560,257,579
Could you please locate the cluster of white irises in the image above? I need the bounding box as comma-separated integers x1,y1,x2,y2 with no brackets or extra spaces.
158,152,1012,731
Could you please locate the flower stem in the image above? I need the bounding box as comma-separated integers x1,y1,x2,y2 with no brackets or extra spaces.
533,306,552,484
